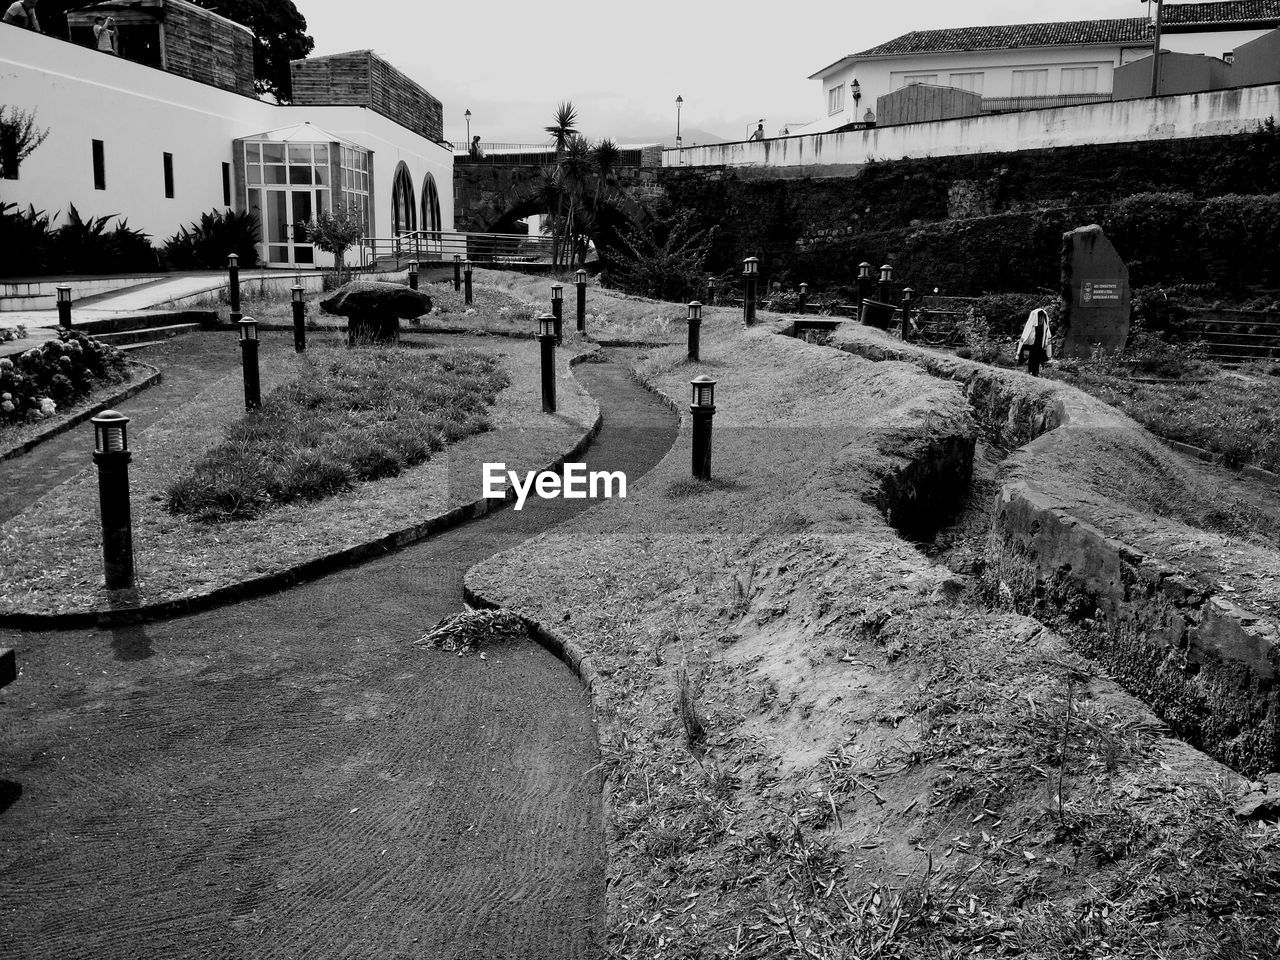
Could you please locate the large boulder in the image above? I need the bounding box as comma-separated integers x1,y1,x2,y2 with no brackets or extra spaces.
320,281,433,346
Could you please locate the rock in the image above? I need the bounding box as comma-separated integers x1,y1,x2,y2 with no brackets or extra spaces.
929,574,969,604
1234,773,1280,820
320,281,433,346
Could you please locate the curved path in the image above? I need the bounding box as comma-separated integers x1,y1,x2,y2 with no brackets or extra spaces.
0,361,677,959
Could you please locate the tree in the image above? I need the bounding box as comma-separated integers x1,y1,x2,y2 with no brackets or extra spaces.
307,206,365,284
35,0,314,102
0,106,49,180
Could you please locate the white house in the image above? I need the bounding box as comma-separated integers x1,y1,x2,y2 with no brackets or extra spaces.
807,1,1280,132
0,0,453,269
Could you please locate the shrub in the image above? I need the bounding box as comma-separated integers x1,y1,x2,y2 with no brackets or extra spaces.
0,202,52,277
602,208,716,302
162,209,260,270
1198,194,1280,291
166,347,509,521
47,203,158,274
0,329,129,426
1103,192,1202,287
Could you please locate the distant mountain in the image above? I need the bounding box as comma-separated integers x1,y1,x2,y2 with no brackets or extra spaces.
615,125,732,148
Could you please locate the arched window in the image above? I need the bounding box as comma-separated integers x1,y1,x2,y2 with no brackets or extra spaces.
420,173,442,235
391,161,416,235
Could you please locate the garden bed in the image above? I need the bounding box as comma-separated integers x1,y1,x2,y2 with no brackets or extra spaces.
0,333,597,619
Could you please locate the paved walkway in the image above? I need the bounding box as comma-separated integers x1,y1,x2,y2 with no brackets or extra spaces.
0,361,678,959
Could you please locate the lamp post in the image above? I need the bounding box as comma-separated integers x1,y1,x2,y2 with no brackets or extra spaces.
851,78,862,110
690,375,716,481
56,284,72,329
798,282,809,316
453,254,462,291
575,268,587,332
463,259,473,305
742,256,759,326
551,282,564,344
901,287,913,341
537,313,557,413
878,263,894,304
856,261,873,315
227,253,242,324
239,317,260,411
686,300,702,362
91,410,134,590
291,284,306,353
408,259,419,290
676,94,684,159
465,108,472,144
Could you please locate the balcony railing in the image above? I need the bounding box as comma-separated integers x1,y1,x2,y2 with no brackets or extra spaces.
981,93,1112,113
453,141,652,166
357,230,554,269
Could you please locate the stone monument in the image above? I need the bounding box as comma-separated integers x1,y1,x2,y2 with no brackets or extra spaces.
1059,224,1130,359
320,281,433,346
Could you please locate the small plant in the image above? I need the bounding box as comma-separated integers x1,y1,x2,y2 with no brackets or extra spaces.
0,329,129,427
163,209,260,270
674,662,706,754
306,205,365,285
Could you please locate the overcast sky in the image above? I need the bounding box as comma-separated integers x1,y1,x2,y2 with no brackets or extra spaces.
299,0,1154,144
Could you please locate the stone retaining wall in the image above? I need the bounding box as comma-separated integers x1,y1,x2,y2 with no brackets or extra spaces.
823,321,1280,775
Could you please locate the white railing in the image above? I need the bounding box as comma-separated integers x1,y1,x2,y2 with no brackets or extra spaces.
357,230,554,269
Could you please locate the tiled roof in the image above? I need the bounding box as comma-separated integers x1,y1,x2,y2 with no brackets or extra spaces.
851,19,1151,58
847,3,1280,59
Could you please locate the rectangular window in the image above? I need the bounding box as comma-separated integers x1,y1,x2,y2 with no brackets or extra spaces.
900,74,938,87
827,84,845,115
92,139,105,190
1012,69,1049,97
1060,66,1099,95
949,72,985,94
222,162,231,206
163,152,174,198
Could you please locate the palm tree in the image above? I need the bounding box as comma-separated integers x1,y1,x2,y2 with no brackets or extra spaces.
559,135,594,267
544,102,579,266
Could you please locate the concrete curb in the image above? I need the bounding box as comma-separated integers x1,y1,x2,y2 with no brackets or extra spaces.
1160,436,1280,486
0,360,162,463
0,353,605,631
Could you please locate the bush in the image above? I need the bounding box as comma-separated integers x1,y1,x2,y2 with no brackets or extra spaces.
0,329,129,426
0,202,157,277
1103,192,1202,287
0,202,52,277
166,347,509,521
601,208,716,302
162,209,260,270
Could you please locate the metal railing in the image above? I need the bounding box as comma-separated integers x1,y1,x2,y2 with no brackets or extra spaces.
453,141,652,166
982,93,1112,113
357,230,554,269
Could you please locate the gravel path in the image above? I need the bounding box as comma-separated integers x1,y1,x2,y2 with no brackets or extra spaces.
0,359,677,959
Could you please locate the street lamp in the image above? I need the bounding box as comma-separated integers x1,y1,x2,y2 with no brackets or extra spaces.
676,94,683,152
901,287,914,341
56,284,72,329
408,259,419,290
227,252,242,324
857,261,873,314
465,108,472,143
91,409,134,590
742,256,759,326
238,317,260,411
291,283,305,353
851,78,862,108
463,259,473,306
798,282,809,316
537,313,557,413
551,282,564,344
878,263,895,305
690,374,717,481
686,300,702,362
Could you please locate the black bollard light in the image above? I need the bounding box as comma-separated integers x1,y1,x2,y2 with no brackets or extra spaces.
686,300,702,363
878,262,894,305
463,259,473,306
91,410,135,590
901,287,914,341
551,282,564,344
291,283,306,353
856,261,873,316
408,260,419,290
453,254,462,291
706,275,718,306
537,313,557,413
239,317,261,411
228,253,242,324
742,256,759,326
575,268,587,332
690,374,717,481
798,282,809,316
56,284,72,329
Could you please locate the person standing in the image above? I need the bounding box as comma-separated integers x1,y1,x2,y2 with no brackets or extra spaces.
749,122,764,142
469,135,484,160
1017,307,1054,376
93,15,118,54
2,0,41,31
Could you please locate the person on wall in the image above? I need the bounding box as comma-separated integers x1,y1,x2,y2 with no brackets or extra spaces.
1016,307,1054,376
93,15,118,54
2,0,41,31
469,135,485,160
749,122,765,141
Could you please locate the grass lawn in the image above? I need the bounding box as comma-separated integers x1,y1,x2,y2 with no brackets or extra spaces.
0,330,597,617
465,310,1280,958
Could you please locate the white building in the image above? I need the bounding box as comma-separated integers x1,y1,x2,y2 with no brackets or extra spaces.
0,0,453,269
807,1,1280,132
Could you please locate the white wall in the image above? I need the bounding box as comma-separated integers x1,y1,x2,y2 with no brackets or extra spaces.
0,29,451,264
666,82,1280,169
1162,28,1271,59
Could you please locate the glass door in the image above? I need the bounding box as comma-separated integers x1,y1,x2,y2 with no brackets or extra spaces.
245,141,333,268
